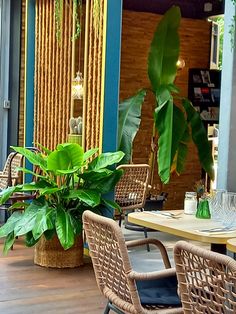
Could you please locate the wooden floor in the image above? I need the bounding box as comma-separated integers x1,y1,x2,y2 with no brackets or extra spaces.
0,230,209,314
0,238,107,314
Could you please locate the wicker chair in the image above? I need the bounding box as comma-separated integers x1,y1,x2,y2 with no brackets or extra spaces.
0,152,24,190
174,240,236,314
83,210,183,314
0,152,24,221
0,148,40,222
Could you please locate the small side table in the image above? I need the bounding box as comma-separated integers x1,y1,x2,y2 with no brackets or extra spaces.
227,238,236,259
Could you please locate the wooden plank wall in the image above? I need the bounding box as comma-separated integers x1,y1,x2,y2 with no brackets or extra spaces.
120,10,211,210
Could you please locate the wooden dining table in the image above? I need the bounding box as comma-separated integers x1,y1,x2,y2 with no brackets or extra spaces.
128,210,236,254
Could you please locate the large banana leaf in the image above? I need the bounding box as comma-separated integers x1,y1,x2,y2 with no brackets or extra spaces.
182,99,215,180
148,6,181,90
154,86,187,184
118,89,146,164
175,126,191,174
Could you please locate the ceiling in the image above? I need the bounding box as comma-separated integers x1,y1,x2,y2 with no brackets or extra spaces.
123,0,224,19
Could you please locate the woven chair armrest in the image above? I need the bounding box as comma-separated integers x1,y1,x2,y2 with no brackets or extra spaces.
0,174,18,179
128,267,176,281
126,238,171,268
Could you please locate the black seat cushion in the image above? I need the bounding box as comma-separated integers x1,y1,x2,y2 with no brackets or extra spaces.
136,274,181,306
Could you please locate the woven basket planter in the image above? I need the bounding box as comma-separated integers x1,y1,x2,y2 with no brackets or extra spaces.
34,235,84,268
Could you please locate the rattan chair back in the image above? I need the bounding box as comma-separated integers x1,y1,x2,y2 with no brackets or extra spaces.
115,164,150,211
0,152,24,190
174,241,236,314
83,210,142,313
83,210,183,314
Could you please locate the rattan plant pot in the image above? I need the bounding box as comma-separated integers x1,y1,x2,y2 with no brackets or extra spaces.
34,235,84,268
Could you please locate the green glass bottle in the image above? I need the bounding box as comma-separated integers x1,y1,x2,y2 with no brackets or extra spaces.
196,198,211,219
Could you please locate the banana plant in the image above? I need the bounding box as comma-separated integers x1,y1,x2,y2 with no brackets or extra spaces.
118,6,214,184
0,143,124,254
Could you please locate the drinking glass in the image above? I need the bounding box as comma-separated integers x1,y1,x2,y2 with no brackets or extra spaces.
221,192,236,228
208,189,225,221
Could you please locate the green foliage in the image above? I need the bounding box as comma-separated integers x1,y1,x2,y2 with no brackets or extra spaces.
148,6,181,89
118,6,214,184
55,0,82,41
0,143,124,254
118,90,147,164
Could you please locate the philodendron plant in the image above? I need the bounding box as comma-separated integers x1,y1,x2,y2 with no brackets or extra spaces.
0,143,124,254
118,6,214,184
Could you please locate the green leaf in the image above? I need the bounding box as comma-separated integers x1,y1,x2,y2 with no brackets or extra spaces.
44,229,55,240
39,187,63,196
14,200,42,236
25,231,40,247
0,186,18,205
83,148,99,162
57,143,84,168
56,208,75,250
88,169,123,194
148,6,181,90
118,90,146,164
175,125,191,174
3,232,15,255
11,146,47,170
8,202,29,210
16,167,46,180
66,189,101,207
182,98,214,180
79,169,113,182
175,141,188,174
69,214,82,235
102,198,121,213
154,97,173,184
0,211,22,238
34,143,52,155
156,85,172,106
56,167,80,174
47,150,71,172
32,206,55,240
170,105,187,165
88,152,125,171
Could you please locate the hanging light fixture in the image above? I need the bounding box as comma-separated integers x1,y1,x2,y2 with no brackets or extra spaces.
72,71,84,99
72,4,84,100
176,57,185,70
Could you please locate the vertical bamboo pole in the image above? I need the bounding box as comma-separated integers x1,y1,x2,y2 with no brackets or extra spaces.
82,0,90,149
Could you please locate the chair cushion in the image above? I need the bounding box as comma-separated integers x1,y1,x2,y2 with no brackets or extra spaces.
136,274,181,306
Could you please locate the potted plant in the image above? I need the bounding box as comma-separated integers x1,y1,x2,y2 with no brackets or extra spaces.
0,143,124,268
118,6,214,204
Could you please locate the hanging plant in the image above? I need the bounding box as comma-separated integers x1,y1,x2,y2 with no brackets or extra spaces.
93,0,101,38
54,0,82,41
55,0,64,41
73,0,82,40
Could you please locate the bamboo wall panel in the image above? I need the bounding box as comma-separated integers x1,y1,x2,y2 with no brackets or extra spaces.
83,0,104,151
34,0,73,150
120,10,211,210
18,0,26,146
